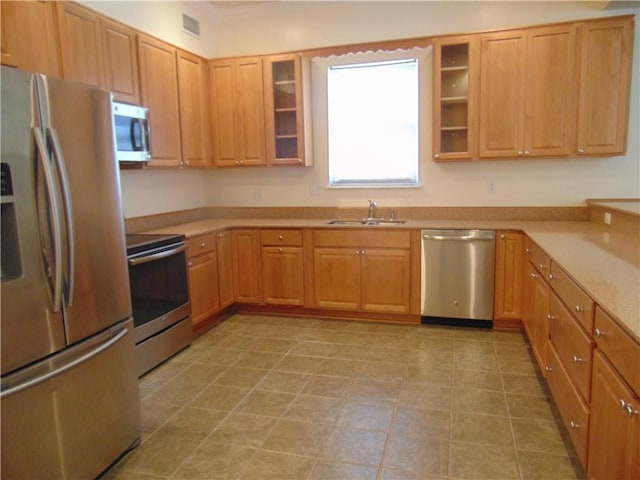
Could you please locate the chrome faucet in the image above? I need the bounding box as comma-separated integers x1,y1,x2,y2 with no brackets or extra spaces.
368,200,377,219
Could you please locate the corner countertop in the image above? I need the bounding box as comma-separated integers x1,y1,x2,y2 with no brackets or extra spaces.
148,217,640,343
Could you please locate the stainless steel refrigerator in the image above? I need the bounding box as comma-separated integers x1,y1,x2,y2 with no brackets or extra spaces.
0,66,141,479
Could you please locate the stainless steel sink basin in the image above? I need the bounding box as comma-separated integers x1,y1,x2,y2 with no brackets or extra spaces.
327,219,406,226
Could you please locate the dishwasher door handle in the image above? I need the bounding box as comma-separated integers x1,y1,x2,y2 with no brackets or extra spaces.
422,234,494,241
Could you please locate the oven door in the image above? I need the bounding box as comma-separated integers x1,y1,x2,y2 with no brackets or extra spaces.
127,241,190,344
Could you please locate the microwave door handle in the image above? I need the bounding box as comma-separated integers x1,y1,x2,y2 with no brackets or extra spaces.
140,118,149,153
47,127,75,307
130,118,141,151
33,127,64,312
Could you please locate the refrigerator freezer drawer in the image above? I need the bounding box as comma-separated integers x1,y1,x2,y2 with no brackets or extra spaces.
0,320,141,479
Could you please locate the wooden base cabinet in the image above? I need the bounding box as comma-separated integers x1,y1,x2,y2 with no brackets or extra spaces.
522,260,549,373
493,231,524,330
186,234,220,329
232,229,262,304
588,351,640,480
216,231,234,309
260,229,305,306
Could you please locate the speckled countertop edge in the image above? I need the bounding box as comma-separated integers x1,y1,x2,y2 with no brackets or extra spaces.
148,217,640,343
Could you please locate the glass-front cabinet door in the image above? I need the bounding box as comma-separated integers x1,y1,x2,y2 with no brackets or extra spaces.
432,35,479,161
263,53,312,166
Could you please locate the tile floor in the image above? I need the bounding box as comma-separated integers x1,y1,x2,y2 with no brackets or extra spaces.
105,314,586,480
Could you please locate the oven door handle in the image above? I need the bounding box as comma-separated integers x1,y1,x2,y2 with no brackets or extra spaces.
128,244,187,266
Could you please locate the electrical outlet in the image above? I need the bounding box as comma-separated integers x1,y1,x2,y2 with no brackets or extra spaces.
604,212,612,225
487,181,496,194
254,188,263,202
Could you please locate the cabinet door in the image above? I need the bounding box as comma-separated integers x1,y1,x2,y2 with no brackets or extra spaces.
232,229,262,304
56,1,105,88
261,246,305,306
588,351,640,480
479,30,526,159
137,34,182,167
209,60,237,166
313,247,360,310
523,25,577,157
235,56,267,166
263,53,311,166
360,248,411,313
177,50,211,168
1,0,61,76
522,262,549,373
493,231,523,327
101,18,140,104
188,253,220,328
432,35,479,161
576,18,633,156
216,231,234,308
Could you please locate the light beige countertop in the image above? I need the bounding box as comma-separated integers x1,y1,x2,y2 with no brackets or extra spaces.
149,218,640,342
587,198,640,217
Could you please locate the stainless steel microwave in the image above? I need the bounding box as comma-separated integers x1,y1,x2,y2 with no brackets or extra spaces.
112,102,151,162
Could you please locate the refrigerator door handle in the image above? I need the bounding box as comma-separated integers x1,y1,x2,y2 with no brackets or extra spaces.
0,327,129,400
47,127,76,306
33,127,64,313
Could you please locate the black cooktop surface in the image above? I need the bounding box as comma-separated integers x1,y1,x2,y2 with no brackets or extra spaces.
125,233,185,256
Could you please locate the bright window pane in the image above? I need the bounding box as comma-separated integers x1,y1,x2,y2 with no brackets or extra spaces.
328,59,419,187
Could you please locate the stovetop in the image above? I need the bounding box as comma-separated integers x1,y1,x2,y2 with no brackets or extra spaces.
125,233,185,256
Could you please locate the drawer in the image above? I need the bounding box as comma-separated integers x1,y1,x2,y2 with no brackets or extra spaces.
313,229,411,248
548,292,594,403
595,306,640,395
260,229,303,246
548,262,595,334
545,341,590,468
524,237,551,276
186,232,217,258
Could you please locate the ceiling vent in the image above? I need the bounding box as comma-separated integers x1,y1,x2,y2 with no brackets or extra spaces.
182,13,200,37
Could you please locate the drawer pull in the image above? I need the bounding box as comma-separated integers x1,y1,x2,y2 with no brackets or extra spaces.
200,242,206,248
547,314,555,321
278,248,284,253
623,403,639,418
525,248,532,254
572,355,585,364
538,263,546,270
500,234,505,239
594,328,606,338
548,274,556,280
574,305,584,313
188,262,193,267
530,272,538,278
278,235,284,241
217,234,223,238
569,421,581,429
545,366,552,373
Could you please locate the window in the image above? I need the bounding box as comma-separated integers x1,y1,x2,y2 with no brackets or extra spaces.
327,59,419,187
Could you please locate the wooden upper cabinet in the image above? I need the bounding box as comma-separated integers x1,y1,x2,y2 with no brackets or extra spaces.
479,30,526,159
479,25,577,159
576,17,633,156
56,2,105,89
1,0,61,77
524,25,577,157
137,33,182,167
101,18,140,104
432,35,480,161
209,57,266,167
263,53,312,166
177,50,211,168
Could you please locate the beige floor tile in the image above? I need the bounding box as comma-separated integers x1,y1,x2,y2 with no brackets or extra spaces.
501,373,550,397
408,349,454,368
103,467,168,479
506,393,557,421
405,365,451,386
213,366,268,388
511,418,570,454
218,335,258,351
452,386,509,416
449,441,519,479
288,341,336,357
172,362,227,385
208,412,278,448
321,426,387,465
234,351,285,369
147,378,210,408
164,406,227,438
172,438,256,480
453,351,499,372
454,338,496,355
336,400,395,431
454,328,496,342
414,325,456,338
273,354,324,374
382,433,449,477
517,451,584,480
284,394,345,423
411,336,454,352
310,460,378,480
398,383,452,411
263,418,332,456
256,370,310,393
494,341,534,359
498,356,541,376
360,361,408,382
349,378,401,404
453,368,503,391
189,384,250,411
302,375,354,397
316,358,367,377
197,348,246,366
239,450,316,480
390,406,450,440
235,389,296,417
378,467,422,479
139,398,181,434
249,337,296,353
451,411,513,446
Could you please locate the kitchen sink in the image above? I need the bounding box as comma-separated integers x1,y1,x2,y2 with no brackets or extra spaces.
327,219,406,226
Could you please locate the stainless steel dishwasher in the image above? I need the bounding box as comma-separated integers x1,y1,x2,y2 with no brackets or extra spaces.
421,229,496,324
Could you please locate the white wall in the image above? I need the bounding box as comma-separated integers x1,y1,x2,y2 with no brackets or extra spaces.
82,1,640,215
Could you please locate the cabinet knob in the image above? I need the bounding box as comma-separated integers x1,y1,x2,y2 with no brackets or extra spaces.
518,150,524,156
545,366,552,373
278,235,284,241
185,160,190,166
538,264,546,270
572,355,585,364
361,250,366,255
525,248,532,254
530,272,538,278
569,421,581,429
575,305,584,313
524,150,531,156
594,328,606,338
434,153,440,160
297,158,303,165
548,274,555,280
218,234,223,238
547,314,555,321
278,248,284,253
578,148,585,154
200,242,206,248
500,234,505,239
188,262,193,267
